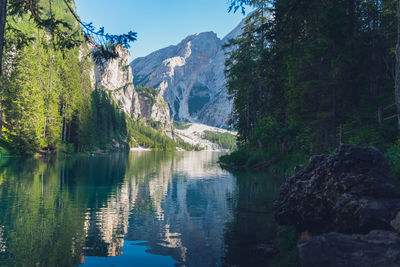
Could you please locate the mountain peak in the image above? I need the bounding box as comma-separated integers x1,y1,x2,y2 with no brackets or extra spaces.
131,19,245,128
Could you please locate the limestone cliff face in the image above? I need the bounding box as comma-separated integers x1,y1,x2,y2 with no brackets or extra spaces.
135,88,171,126
131,19,245,128
91,45,140,118
90,45,172,129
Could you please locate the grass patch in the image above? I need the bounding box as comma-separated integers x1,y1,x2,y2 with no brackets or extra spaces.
127,119,193,151
173,121,192,130
202,130,237,150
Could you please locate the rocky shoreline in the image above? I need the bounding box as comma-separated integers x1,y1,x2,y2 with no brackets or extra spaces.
274,145,400,266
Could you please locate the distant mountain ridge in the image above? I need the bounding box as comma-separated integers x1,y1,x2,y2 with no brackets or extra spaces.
130,18,246,128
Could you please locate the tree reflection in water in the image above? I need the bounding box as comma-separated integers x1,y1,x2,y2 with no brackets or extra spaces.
0,151,297,267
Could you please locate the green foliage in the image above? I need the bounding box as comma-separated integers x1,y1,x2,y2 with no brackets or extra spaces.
173,120,191,130
136,86,158,105
125,119,192,151
0,140,12,156
4,40,46,154
269,226,300,267
220,149,253,168
2,24,186,154
0,0,176,155
175,136,194,151
146,118,162,130
85,87,128,150
385,139,400,178
223,0,399,173
8,0,136,56
222,170,298,266
228,0,268,14
202,130,237,150
1,1,136,154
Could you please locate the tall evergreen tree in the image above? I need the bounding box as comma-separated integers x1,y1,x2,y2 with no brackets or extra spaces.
6,41,45,153
223,0,398,169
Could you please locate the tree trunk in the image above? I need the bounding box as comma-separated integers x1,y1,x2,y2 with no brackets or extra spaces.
396,0,400,128
0,0,7,76
62,116,67,142
67,121,71,142
0,94,4,139
0,0,7,139
61,103,66,142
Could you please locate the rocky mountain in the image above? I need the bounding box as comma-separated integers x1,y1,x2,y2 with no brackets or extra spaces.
130,18,245,128
87,44,237,149
90,44,172,132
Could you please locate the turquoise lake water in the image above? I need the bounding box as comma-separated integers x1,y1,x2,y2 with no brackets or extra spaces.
0,151,292,267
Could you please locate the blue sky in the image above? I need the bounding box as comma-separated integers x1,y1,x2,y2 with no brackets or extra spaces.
75,0,249,61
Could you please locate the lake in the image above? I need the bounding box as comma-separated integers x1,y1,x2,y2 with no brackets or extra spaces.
0,152,297,267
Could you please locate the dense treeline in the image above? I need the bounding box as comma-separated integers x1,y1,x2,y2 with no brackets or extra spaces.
202,130,237,150
126,119,192,151
0,0,183,155
74,88,130,152
222,0,399,173
1,1,97,154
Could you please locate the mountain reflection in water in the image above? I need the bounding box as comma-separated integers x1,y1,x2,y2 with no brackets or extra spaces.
0,151,290,267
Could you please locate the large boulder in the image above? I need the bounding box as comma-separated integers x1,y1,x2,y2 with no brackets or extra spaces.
274,145,400,234
298,231,400,267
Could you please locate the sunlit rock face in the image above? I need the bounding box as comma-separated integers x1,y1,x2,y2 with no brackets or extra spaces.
91,45,140,118
90,45,172,130
131,19,245,128
134,88,173,131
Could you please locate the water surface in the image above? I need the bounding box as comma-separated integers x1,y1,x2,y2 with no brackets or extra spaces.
0,152,295,266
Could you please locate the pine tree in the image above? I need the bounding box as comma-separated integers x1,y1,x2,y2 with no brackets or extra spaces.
223,0,398,168
41,42,62,149
6,41,45,153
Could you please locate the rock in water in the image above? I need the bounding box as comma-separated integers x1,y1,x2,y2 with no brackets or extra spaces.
392,212,400,234
274,144,400,234
298,231,400,267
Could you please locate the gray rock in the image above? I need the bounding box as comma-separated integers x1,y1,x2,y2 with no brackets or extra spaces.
254,244,278,256
274,144,400,234
298,230,400,267
91,44,140,118
392,212,400,233
130,18,247,128
90,44,172,134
